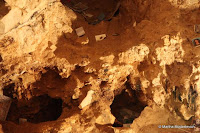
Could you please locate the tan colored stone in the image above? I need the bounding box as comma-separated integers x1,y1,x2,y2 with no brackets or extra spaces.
79,90,94,109
0,21,5,34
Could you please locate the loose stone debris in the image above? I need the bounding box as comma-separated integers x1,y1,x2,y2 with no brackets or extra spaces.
76,36,89,45
79,90,94,109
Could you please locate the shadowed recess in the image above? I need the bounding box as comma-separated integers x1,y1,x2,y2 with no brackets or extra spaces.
110,81,147,127
0,0,10,18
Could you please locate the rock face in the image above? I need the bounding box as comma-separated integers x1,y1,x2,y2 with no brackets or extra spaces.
0,0,200,132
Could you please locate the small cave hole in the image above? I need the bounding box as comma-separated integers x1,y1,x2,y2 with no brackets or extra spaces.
3,85,63,124
110,81,147,127
3,83,15,98
100,81,107,88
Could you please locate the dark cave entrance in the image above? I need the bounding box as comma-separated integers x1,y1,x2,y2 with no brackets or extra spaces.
61,0,120,24
0,0,10,19
3,84,63,124
110,81,147,127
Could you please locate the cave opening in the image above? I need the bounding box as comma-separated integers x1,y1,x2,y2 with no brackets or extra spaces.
2,83,15,98
0,0,10,19
3,84,63,124
61,0,120,24
110,81,147,127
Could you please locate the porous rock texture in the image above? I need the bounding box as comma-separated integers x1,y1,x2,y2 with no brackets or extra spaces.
0,0,200,133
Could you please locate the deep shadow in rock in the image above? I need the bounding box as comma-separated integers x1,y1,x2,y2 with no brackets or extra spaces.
32,67,77,100
110,81,147,127
2,68,81,124
3,83,15,98
60,0,121,24
0,0,10,19
5,94,63,124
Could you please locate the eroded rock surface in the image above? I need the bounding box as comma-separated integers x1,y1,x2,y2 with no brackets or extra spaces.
0,0,200,133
